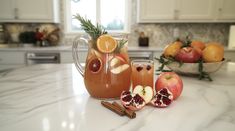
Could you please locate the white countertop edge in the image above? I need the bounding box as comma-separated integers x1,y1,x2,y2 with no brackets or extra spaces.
0,45,234,52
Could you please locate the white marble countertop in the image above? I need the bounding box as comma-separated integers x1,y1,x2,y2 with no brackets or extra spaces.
0,63,235,131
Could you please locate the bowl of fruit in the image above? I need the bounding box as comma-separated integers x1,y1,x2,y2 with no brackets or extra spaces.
156,39,226,80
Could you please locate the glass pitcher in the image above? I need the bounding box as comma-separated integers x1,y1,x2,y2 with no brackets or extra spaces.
72,35,131,99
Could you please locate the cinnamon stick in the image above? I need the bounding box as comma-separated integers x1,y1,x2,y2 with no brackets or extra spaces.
112,101,136,119
125,109,136,119
101,101,125,116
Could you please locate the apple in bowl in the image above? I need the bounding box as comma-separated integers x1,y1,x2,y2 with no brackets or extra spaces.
175,47,201,63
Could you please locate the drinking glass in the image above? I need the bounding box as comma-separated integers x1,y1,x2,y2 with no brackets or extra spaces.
131,59,154,89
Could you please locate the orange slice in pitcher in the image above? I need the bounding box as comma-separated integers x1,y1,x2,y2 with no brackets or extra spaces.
97,35,117,53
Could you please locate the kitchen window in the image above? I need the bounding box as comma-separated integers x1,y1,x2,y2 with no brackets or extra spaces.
64,0,130,34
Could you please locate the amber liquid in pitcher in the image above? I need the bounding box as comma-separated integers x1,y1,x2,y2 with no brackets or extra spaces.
84,44,131,99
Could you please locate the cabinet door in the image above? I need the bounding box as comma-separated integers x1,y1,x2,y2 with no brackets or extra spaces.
15,0,52,20
176,0,215,20
0,0,15,20
0,52,25,64
224,51,235,62
60,52,88,63
217,0,235,20
137,0,176,23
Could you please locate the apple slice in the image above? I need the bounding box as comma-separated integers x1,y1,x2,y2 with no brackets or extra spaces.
110,57,119,67
133,85,154,103
110,55,127,67
110,64,129,74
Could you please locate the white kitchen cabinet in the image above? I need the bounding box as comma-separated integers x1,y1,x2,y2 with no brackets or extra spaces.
224,51,235,62
216,0,235,21
0,0,59,23
60,51,88,64
137,0,176,22
0,0,15,20
0,51,25,65
137,0,235,23
176,0,215,20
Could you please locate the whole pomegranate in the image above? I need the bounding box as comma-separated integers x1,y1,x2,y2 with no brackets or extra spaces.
175,47,201,63
155,72,183,100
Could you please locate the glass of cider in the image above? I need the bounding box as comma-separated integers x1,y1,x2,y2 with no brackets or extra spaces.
131,59,154,89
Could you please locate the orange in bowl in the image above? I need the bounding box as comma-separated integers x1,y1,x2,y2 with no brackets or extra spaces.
97,35,117,53
202,43,224,63
191,40,206,50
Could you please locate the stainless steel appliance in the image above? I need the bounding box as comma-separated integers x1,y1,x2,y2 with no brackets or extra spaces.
26,52,60,65
0,24,5,43
128,51,153,60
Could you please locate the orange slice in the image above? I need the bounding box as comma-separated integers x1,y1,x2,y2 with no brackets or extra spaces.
97,35,117,53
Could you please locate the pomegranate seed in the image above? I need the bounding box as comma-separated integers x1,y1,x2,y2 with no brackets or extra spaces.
136,66,143,72
146,65,152,70
122,94,132,102
162,96,172,105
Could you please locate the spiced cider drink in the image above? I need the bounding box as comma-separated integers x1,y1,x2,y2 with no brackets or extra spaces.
72,15,131,99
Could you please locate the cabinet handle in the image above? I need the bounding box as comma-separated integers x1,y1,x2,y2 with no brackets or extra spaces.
14,8,19,19
218,8,222,12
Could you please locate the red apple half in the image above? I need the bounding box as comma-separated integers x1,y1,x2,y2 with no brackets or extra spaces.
155,72,183,100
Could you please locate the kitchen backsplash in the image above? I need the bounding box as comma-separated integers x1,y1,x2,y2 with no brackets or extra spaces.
2,23,59,43
129,23,231,48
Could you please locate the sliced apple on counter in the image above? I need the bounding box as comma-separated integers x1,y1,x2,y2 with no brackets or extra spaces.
133,85,154,103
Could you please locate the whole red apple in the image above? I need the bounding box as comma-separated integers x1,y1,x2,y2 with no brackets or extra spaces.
155,72,183,100
175,47,201,63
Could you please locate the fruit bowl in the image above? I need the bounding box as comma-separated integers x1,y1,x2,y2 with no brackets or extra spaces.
163,58,226,75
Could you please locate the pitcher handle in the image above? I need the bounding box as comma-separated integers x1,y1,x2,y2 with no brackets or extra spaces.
72,36,86,77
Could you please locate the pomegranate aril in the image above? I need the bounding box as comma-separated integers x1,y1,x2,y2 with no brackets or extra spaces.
133,94,144,104
151,88,173,108
136,66,143,72
120,91,146,111
122,94,132,102
122,91,131,96
159,88,170,96
146,65,152,70
162,96,172,105
157,94,161,99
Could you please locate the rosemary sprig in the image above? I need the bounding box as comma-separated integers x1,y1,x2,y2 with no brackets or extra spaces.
73,14,107,41
198,59,213,81
155,55,174,72
155,55,213,81
115,39,128,53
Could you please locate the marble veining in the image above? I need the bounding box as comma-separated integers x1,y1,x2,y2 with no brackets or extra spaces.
0,63,235,131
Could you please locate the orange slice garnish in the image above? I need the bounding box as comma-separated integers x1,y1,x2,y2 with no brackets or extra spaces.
97,35,117,53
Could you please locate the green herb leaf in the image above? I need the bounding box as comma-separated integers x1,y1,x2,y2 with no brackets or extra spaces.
73,14,107,41
115,39,127,53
